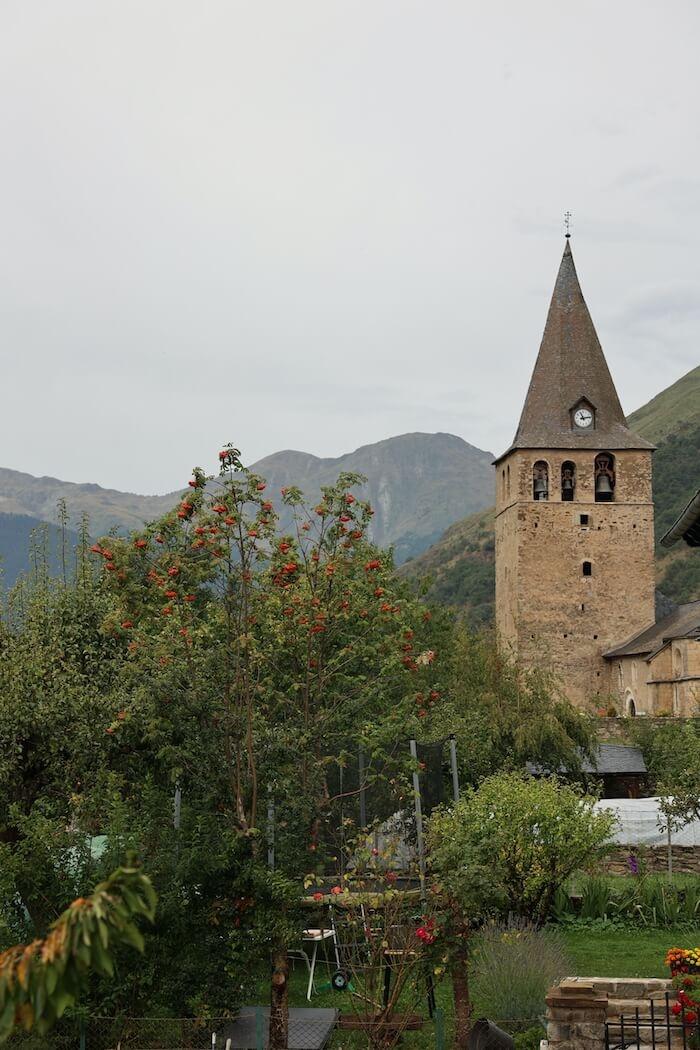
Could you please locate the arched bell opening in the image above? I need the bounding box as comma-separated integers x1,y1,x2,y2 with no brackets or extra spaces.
561,461,576,502
595,452,616,502
533,460,549,501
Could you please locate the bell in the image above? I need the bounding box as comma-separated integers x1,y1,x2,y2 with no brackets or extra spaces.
562,474,574,491
533,477,548,500
595,473,614,498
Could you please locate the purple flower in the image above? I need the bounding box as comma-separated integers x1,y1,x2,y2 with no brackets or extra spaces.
627,854,639,875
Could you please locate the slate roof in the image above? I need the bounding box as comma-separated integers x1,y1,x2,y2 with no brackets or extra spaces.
605,600,700,659
660,487,700,548
581,744,647,776
495,240,655,463
527,743,647,776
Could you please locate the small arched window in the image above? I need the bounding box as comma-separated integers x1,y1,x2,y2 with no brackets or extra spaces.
582,560,592,577
561,461,576,501
533,460,549,501
595,452,615,502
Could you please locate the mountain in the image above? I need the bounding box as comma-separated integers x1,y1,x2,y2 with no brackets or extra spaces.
0,513,81,588
0,433,495,587
401,366,700,623
626,365,700,444
252,433,494,563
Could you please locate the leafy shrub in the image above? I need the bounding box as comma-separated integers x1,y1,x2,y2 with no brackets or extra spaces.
554,875,700,927
470,920,572,1022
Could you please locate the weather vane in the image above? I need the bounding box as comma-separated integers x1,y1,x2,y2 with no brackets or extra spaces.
564,210,572,239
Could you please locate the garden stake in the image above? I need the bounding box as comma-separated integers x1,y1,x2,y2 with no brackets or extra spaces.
409,739,427,902
434,1006,446,1050
449,735,460,802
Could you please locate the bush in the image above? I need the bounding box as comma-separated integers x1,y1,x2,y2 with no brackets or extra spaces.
471,920,571,1022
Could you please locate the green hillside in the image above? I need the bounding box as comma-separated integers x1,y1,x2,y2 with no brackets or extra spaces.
402,366,700,623
627,365,700,444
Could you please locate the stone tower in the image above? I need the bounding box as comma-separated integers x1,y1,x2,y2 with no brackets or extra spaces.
494,240,656,708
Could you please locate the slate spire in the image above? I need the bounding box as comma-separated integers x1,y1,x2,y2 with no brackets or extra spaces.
497,241,654,460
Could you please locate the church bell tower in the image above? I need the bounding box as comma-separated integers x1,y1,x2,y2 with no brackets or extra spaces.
494,239,656,709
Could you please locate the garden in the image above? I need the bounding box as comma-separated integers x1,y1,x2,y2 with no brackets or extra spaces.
0,447,699,1049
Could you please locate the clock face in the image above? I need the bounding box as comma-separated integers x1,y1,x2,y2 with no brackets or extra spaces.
574,408,593,429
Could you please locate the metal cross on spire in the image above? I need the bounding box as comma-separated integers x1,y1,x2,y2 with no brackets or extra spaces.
564,210,572,239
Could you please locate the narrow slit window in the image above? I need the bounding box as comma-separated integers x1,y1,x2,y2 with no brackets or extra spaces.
579,513,589,527
582,561,592,577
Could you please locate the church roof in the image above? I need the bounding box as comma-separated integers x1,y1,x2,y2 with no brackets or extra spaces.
604,600,700,659
495,241,655,463
660,487,700,548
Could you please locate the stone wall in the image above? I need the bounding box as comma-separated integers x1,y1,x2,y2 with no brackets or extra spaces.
546,977,675,1050
594,715,700,743
495,448,656,711
603,846,700,876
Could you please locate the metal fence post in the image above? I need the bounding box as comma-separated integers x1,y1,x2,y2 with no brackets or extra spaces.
79,1019,86,1050
255,1006,264,1050
434,1006,445,1050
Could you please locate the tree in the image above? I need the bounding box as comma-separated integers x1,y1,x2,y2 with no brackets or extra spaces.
634,720,700,876
427,773,615,1048
90,446,444,1038
0,857,155,1042
429,628,594,786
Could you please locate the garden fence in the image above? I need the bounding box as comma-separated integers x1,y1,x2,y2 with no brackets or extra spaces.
606,993,700,1050
3,1010,542,1049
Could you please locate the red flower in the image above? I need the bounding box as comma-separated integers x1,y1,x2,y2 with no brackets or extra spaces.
262,501,273,511
89,543,102,554
374,588,385,597
364,559,381,572
213,504,227,514
685,1011,698,1025
105,563,116,572
351,530,363,540
310,624,325,634
162,606,173,616
302,522,311,532
385,872,397,884
101,549,113,560
168,566,179,577
165,589,177,599
331,886,342,895
256,482,266,492
184,594,196,602
339,514,351,523
224,516,237,526
248,529,259,538
134,538,148,549
105,727,115,735
672,1003,683,1016
312,892,324,902
344,494,355,504
155,535,165,544
121,620,133,629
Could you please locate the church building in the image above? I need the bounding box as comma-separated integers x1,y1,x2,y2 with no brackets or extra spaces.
494,239,657,709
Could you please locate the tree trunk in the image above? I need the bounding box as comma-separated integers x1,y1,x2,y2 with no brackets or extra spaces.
269,947,290,1050
452,951,472,1050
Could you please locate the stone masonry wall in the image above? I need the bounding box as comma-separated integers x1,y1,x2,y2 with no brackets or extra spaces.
495,448,655,711
602,846,700,876
546,977,675,1050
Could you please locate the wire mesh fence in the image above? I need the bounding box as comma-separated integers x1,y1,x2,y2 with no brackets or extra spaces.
2,1011,543,1049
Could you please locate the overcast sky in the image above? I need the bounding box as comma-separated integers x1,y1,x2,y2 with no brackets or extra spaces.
1,2,699,495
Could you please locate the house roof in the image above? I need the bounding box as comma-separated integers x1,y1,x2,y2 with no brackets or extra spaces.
527,743,647,777
581,744,647,776
660,487,700,548
605,600,700,659
495,240,654,464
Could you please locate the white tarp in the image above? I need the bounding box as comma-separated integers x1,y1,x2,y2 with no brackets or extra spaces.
594,796,700,846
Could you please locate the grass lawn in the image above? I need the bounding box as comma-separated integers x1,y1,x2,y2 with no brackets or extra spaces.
560,927,700,979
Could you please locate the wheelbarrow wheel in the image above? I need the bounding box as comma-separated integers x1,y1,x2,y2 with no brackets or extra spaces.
331,969,349,992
